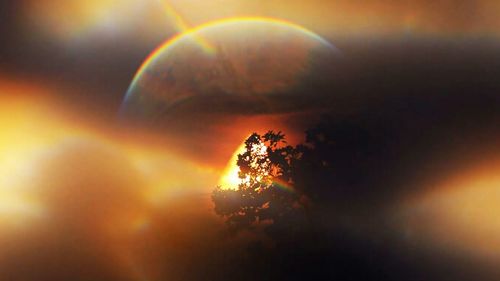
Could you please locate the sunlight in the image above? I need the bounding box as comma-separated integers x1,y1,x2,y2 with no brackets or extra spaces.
219,142,246,190
218,138,271,190
0,100,79,224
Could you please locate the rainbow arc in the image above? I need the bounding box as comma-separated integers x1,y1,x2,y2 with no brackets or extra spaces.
123,15,335,104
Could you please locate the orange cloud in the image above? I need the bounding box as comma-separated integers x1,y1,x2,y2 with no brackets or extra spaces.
401,157,500,260
0,78,227,279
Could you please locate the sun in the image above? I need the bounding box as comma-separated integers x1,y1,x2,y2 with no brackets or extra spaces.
218,143,246,190
218,137,271,190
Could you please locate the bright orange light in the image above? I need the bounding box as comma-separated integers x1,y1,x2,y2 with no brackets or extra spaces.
218,137,273,190
403,159,500,259
0,78,220,226
0,99,83,225
218,142,246,190
0,78,226,280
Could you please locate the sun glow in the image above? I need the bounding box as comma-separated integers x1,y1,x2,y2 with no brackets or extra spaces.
218,136,297,194
219,137,297,193
218,139,269,190
219,142,246,190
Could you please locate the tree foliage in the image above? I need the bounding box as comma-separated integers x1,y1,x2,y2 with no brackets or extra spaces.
212,119,376,236
212,131,305,235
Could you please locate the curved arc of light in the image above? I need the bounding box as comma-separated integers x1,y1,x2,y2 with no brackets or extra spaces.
121,16,337,107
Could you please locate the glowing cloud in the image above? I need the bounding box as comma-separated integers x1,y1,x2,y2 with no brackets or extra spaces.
0,80,222,279
402,159,500,259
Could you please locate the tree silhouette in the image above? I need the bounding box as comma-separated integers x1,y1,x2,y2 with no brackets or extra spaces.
211,117,380,237
212,131,307,236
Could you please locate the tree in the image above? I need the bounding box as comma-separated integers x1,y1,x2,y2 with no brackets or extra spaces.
210,122,393,280
212,131,306,237
212,118,377,237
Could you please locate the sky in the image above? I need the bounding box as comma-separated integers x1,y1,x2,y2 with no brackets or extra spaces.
2,0,499,119
0,0,499,280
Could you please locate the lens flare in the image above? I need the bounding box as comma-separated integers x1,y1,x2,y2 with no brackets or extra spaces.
159,0,214,52
122,16,336,106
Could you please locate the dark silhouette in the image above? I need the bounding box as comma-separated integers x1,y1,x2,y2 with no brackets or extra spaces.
211,121,382,237
211,94,500,280
212,131,307,239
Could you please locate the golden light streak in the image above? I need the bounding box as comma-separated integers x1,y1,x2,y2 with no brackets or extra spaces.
0,79,223,280
159,0,190,32
0,82,72,225
0,77,219,216
159,0,215,53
